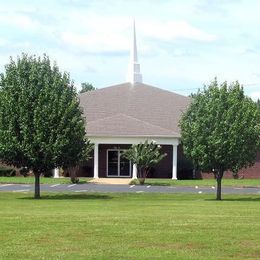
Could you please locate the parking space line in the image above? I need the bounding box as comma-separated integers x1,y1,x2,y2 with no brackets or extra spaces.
50,184,60,187
13,189,30,192
68,184,76,188
0,184,14,187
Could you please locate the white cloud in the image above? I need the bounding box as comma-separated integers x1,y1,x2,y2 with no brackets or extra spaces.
139,20,217,42
59,15,216,55
0,13,36,30
249,91,260,101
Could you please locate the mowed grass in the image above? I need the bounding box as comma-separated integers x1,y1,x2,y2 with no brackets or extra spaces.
1,176,260,187
0,192,259,259
0,176,91,185
144,178,260,187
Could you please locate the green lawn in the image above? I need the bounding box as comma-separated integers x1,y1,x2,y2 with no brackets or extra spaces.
0,176,92,184
1,176,260,187
142,178,260,187
0,192,259,259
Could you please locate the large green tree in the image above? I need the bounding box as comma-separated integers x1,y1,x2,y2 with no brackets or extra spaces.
179,79,259,200
0,54,91,198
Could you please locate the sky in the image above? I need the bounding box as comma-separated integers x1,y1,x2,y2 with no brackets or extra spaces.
0,0,260,100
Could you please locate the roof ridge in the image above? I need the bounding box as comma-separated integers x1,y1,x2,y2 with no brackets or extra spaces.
79,82,130,97
78,82,190,99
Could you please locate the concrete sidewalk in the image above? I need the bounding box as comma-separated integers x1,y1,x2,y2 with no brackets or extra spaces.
88,178,132,185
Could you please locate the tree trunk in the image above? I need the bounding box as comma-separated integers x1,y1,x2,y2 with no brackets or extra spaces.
137,167,145,185
34,172,41,199
216,169,224,201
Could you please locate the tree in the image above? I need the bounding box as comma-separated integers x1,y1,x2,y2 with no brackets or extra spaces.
179,79,259,200
122,140,166,185
0,54,92,199
79,82,95,93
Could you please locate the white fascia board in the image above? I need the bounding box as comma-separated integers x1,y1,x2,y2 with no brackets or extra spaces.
89,136,180,146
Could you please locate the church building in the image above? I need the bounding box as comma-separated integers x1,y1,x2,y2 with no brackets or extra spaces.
75,22,259,179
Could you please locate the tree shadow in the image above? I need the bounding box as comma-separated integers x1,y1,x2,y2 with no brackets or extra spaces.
20,193,113,200
145,182,169,186
205,197,260,202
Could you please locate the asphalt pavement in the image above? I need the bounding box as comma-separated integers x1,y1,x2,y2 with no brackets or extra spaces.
0,183,260,194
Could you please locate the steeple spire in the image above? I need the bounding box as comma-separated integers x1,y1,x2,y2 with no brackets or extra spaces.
127,20,143,84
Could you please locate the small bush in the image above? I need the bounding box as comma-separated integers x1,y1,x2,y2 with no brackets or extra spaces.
129,179,138,185
43,170,53,178
19,167,29,177
71,176,79,184
0,167,16,177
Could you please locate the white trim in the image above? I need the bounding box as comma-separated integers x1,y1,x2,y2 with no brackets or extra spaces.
106,149,131,178
172,145,178,180
53,168,59,178
90,136,179,146
94,143,99,178
132,164,137,179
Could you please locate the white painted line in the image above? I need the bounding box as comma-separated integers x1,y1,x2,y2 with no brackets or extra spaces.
0,184,14,187
130,185,135,188
50,184,60,187
198,191,202,194
74,190,88,193
13,189,30,192
68,184,76,188
146,185,151,188
136,191,144,193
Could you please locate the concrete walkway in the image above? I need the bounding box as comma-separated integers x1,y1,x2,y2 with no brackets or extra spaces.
88,178,132,185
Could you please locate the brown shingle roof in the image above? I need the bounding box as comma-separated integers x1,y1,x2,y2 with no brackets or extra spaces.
79,82,190,138
87,113,180,137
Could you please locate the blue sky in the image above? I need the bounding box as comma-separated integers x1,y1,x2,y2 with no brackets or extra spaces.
0,0,260,100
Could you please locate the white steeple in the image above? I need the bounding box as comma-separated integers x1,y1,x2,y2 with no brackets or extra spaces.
127,20,143,84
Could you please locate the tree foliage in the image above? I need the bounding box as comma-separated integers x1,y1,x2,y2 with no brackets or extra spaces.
179,79,259,200
79,82,95,93
122,140,166,184
0,54,92,198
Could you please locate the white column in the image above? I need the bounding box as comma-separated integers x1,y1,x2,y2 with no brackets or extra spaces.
172,145,177,180
132,164,137,179
53,168,59,178
94,143,99,179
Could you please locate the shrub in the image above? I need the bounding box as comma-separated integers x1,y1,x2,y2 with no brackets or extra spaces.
0,167,16,177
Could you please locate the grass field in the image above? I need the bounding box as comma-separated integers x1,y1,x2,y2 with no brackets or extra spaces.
133,178,260,187
1,176,260,187
0,176,91,184
0,192,259,259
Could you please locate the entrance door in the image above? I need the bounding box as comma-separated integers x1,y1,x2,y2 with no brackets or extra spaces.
107,150,131,177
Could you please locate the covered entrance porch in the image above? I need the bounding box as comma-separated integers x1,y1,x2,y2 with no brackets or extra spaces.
90,137,179,179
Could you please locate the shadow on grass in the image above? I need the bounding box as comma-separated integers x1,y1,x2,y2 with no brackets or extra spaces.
205,197,260,202
145,182,170,186
20,193,113,200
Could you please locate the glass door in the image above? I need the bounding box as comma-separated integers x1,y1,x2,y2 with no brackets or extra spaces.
107,150,119,177
107,150,131,177
119,151,131,177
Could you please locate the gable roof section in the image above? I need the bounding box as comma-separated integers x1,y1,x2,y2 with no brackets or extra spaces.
86,113,180,137
79,82,190,138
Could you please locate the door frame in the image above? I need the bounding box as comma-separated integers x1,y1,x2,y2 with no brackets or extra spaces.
106,149,131,177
